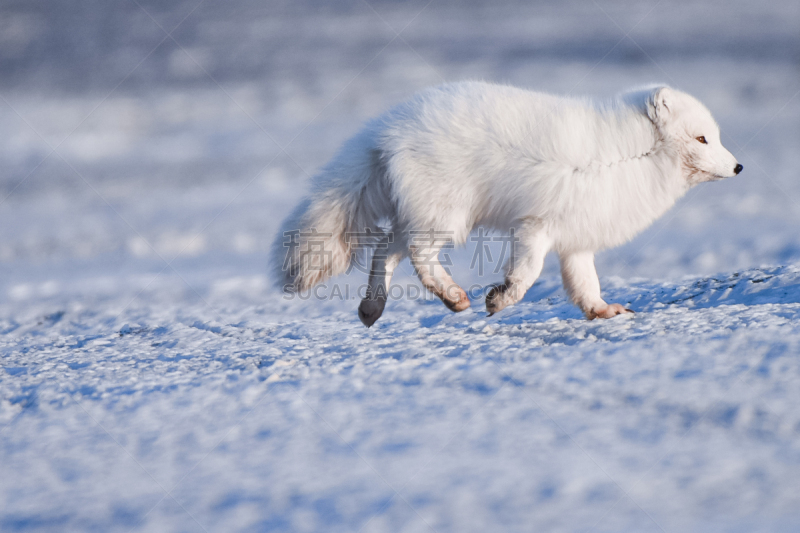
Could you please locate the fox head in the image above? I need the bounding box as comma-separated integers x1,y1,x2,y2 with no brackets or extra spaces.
644,86,742,184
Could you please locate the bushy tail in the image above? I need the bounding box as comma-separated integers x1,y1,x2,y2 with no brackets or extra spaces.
270,134,390,292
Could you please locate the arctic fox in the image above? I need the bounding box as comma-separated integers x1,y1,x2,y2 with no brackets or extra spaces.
271,82,742,327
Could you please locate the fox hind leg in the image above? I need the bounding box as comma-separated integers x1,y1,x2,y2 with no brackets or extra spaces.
358,235,407,327
409,237,470,313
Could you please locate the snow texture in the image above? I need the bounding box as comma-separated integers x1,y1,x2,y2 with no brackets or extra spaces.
1,1,800,532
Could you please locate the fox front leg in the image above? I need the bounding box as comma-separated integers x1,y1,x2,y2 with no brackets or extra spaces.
559,251,633,319
485,223,552,315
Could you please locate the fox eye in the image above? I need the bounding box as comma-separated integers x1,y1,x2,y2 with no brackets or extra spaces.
696,136,707,144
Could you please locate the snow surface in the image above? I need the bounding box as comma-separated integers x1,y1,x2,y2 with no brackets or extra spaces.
2,1,800,532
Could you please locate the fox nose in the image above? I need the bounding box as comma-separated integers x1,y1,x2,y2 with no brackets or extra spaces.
734,163,743,175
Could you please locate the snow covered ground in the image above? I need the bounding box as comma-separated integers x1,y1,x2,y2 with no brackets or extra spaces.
1,1,800,531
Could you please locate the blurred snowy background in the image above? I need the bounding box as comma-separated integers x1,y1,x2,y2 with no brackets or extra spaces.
1,1,799,532
1,0,798,284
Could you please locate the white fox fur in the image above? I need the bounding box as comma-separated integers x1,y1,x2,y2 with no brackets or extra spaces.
271,81,741,327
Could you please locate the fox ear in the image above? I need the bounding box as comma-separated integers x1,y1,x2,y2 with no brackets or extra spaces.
648,87,672,123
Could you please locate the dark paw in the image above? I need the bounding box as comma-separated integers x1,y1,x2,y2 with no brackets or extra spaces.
485,283,509,315
358,299,386,328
